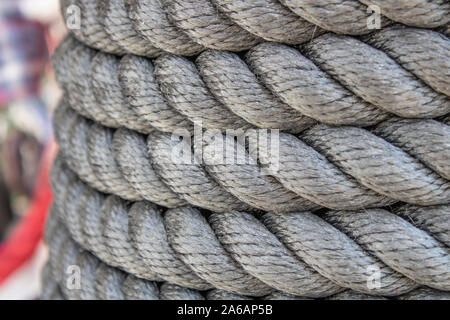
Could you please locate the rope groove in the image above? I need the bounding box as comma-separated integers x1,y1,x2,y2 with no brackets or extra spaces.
278,0,391,35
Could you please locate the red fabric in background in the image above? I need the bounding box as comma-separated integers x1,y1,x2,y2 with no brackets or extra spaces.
0,142,54,284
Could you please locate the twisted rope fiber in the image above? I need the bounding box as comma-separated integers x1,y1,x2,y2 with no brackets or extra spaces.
54,99,450,214
439,23,450,36
51,27,450,292
42,209,450,300
50,156,450,298
60,0,449,57
40,263,65,300
53,27,450,135
50,2,450,300
44,214,204,300
51,97,450,297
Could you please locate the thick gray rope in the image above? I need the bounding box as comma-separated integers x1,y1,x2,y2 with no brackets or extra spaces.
438,23,449,36
395,204,450,248
372,117,450,181
118,54,193,133
281,0,449,34
53,29,450,134
45,200,450,299
195,50,316,133
42,255,450,300
61,0,126,55
209,0,325,44
268,287,450,301
60,0,449,57
278,0,391,35
51,37,100,123
396,287,450,300
40,263,65,300
44,212,269,300
362,26,450,97
53,36,190,134
126,0,204,55
301,33,449,118
51,157,268,296
100,0,163,57
51,4,450,300
44,214,205,300
201,134,321,213
323,210,450,291
153,54,254,131
90,52,155,133
357,0,449,29
160,0,261,51
49,158,333,297
50,157,450,297
44,215,284,300
54,101,450,211
299,125,450,206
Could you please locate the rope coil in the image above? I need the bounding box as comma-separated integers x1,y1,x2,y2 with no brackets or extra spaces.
54,101,450,211
53,28,450,133
49,155,450,297
60,0,449,56
45,183,450,299
46,0,450,300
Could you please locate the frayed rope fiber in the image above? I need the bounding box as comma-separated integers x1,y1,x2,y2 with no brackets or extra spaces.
45,0,450,300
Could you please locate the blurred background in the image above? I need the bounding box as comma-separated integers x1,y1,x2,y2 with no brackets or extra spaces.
0,0,65,299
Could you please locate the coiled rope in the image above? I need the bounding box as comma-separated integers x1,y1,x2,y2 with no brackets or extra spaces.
53,28,450,133
60,0,449,56
47,174,450,299
54,100,450,211
45,0,450,300
49,155,450,298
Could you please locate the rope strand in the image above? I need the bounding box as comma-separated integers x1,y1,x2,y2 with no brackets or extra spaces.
50,157,450,297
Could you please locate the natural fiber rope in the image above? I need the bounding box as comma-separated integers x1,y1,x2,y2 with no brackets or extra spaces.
53,28,450,134
44,172,450,298
44,214,204,300
46,0,450,300
438,22,449,36
40,263,65,300
42,209,450,300
54,100,450,212
49,156,450,297
59,0,449,57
